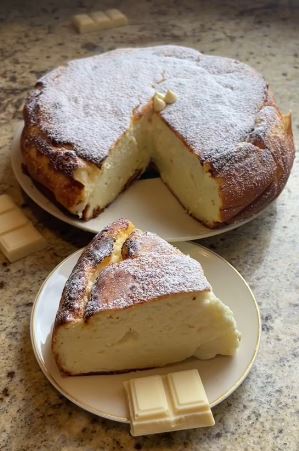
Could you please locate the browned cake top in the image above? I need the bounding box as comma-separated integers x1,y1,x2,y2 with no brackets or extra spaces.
25,45,268,169
55,219,210,327
86,230,210,316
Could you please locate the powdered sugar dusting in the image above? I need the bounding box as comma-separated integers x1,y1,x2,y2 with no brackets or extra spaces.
158,51,266,165
27,45,267,167
85,230,210,317
122,229,181,259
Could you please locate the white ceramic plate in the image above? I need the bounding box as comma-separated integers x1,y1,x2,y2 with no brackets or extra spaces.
12,122,265,241
31,242,260,423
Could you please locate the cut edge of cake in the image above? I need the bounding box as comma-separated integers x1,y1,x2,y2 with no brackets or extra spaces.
70,110,223,227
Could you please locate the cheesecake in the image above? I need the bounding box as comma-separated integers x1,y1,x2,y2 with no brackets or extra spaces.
21,46,295,228
52,219,241,375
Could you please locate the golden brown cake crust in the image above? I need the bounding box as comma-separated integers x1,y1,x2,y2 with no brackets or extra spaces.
21,128,86,211
22,46,295,226
54,218,135,328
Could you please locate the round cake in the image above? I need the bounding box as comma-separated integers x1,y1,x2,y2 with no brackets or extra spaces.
21,45,295,227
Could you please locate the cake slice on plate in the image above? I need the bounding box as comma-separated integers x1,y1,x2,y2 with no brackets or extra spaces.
52,219,241,375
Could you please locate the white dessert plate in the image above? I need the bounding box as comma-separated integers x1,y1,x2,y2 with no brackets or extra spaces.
12,122,265,241
31,242,260,423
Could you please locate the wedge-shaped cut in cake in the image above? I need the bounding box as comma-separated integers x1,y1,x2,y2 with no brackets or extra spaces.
52,219,241,375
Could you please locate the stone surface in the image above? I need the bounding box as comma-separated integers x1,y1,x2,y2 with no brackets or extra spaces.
0,1,298,450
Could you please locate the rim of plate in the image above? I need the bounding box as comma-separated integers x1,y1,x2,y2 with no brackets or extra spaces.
30,243,261,423
11,122,269,241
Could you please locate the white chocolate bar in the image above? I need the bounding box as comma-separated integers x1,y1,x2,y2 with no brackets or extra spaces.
0,209,28,235
72,14,97,33
124,369,214,436
0,194,46,262
0,223,46,263
105,9,128,27
89,11,113,30
0,194,15,214
131,376,169,420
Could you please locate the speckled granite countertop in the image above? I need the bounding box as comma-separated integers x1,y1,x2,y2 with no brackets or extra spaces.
0,1,298,450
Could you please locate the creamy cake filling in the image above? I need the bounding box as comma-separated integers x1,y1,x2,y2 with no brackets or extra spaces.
73,110,222,225
55,290,240,374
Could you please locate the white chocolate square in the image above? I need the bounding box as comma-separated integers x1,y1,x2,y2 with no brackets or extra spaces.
130,376,169,420
0,194,15,214
153,95,166,112
167,370,208,413
105,9,128,27
0,209,28,235
89,11,113,30
0,223,46,262
72,14,97,33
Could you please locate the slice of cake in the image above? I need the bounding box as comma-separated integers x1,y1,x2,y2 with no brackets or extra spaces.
52,219,241,375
